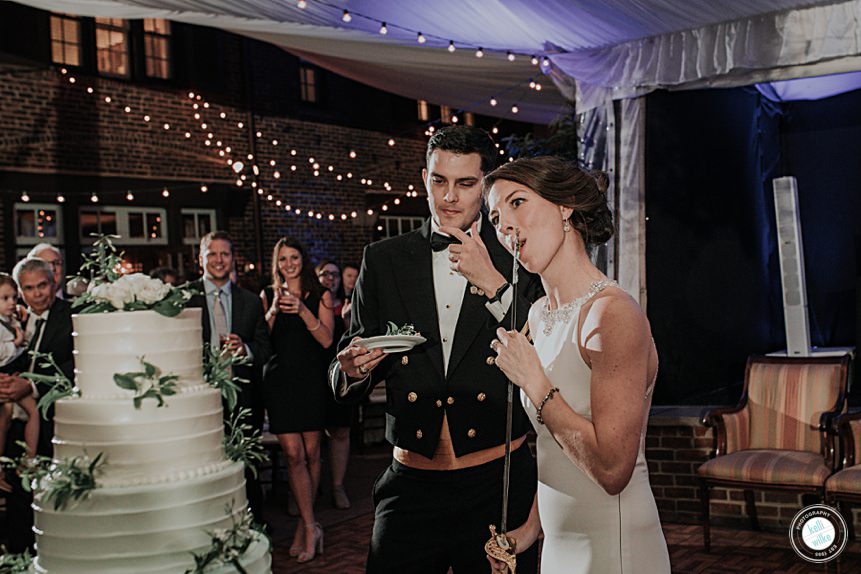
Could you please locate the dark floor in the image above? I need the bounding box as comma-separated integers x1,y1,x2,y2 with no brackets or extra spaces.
264,444,861,574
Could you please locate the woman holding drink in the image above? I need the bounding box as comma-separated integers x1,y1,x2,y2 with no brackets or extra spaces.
261,237,335,564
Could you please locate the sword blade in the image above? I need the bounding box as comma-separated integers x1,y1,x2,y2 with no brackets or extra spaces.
500,231,520,535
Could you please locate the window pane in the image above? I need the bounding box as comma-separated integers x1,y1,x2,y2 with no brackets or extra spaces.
39,209,58,238
52,42,63,63
50,17,61,37
100,212,117,236
64,19,77,40
16,210,36,238
128,212,144,237
66,44,79,66
198,214,212,237
146,213,162,239
182,213,196,239
80,211,99,238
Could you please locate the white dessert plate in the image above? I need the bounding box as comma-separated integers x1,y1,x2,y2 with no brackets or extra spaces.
360,334,426,352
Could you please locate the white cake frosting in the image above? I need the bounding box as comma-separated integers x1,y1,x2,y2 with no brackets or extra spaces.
32,308,272,573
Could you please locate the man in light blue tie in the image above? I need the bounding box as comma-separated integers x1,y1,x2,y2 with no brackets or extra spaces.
193,231,272,525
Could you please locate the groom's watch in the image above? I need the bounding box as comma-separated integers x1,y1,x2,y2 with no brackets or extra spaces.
487,281,511,304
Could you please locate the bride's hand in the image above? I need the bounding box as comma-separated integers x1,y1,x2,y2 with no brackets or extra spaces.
493,328,544,394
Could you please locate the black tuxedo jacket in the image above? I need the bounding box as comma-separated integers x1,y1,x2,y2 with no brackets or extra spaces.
329,216,543,458
6,297,74,456
189,281,272,423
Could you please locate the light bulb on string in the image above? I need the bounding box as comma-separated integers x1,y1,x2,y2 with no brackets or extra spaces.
417,32,426,44
451,115,459,123
367,209,374,215
297,0,306,8
507,51,515,62
351,211,358,218
379,22,387,34
342,10,351,22
220,112,227,119
57,193,65,203
21,191,30,202
232,161,245,173
387,138,396,146
272,139,278,146
529,79,536,89
448,41,456,52
269,160,276,166
535,83,542,91
328,214,335,221
90,192,99,203
511,105,519,114
490,97,497,106
492,126,499,134
475,47,484,58
201,185,208,193
162,188,170,198
126,191,134,201
542,56,550,68
349,150,357,158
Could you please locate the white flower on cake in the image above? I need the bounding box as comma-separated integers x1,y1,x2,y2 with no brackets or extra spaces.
88,273,170,310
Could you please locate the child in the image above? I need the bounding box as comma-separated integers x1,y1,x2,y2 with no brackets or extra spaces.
0,273,39,492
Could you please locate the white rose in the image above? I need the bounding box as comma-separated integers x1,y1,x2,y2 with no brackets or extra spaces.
137,277,171,305
88,282,111,301
107,280,134,310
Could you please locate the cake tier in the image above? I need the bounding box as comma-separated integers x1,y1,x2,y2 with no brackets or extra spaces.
72,308,204,397
32,461,270,574
53,388,226,484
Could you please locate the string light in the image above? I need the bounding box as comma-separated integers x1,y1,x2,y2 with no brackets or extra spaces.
342,10,352,23
200,184,208,193
379,22,388,34
490,97,497,106
126,191,134,201
475,47,484,58
90,192,99,203
448,41,456,52
417,32,426,44
297,0,306,8
57,193,65,203
21,191,30,202
387,138,396,146
507,51,515,62
162,188,170,197
511,105,519,114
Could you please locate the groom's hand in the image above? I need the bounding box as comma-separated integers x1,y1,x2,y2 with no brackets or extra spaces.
440,222,506,296
337,337,386,379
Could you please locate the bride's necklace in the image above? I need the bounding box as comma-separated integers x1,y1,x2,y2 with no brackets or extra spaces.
540,279,618,335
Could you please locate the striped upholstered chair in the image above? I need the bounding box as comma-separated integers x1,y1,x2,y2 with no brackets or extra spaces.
698,355,850,551
826,410,861,540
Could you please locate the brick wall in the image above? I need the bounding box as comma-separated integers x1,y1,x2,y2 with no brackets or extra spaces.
0,65,427,278
645,410,861,534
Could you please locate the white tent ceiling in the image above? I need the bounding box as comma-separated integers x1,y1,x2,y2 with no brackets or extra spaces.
14,0,861,123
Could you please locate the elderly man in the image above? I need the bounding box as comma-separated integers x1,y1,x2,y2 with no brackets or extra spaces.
27,243,65,299
0,257,74,551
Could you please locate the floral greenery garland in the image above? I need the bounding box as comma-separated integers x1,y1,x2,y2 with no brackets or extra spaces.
72,234,197,317
203,343,250,413
113,357,179,409
21,350,79,419
0,546,33,573
0,444,103,511
186,506,266,574
223,408,268,478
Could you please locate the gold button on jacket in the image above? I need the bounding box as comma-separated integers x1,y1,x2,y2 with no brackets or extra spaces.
401,356,409,365
407,391,418,402
446,396,455,405
467,428,477,438
477,392,486,402
416,429,423,439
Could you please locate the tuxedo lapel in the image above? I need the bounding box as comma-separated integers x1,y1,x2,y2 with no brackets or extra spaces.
393,220,444,380
446,216,510,378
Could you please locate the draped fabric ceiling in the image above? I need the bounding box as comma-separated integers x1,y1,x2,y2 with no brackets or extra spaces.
14,0,861,122
13,0,861,300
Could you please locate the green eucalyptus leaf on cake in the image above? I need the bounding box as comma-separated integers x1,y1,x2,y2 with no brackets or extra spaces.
114,357,179,409
203,343,250,413
2,447,103,511
186,506,260,574
21,350,79,420
0,545,34,573
223,408,268,478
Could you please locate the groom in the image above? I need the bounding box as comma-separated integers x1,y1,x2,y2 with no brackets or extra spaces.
330,125,543,573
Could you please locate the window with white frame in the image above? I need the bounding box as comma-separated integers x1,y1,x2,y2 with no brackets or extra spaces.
95,17,130,77
379,215,425,238
50,13,82,67
79,206,167,245
143,19,171,79
14,202,64,247
180,208,216,245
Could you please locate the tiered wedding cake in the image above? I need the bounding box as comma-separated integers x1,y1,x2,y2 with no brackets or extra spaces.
31,308,271,573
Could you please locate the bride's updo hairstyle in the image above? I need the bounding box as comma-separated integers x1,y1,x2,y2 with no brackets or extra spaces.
483,156,614,247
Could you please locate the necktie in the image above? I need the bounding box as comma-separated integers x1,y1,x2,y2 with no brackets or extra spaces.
430,232,462,252
212,289,229,348
28,317,46,372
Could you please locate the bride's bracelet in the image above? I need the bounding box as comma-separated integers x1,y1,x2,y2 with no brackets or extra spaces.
535,386,560,425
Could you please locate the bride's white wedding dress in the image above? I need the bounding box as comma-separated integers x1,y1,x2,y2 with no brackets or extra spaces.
524,282,671,574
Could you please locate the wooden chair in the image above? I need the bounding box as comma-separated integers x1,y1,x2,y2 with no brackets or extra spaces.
826,410,861,541
698,355,850,552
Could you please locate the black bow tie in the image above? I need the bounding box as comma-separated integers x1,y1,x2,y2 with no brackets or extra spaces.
430,232,462,252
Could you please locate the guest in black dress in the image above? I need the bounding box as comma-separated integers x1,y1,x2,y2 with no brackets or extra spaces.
316,261,354,509
261,238,334,564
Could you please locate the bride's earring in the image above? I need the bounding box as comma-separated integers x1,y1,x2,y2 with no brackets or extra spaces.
562,218,571,232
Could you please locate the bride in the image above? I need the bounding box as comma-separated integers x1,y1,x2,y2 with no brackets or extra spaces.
484,156,670,574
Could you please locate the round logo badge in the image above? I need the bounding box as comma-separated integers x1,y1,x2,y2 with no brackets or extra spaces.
789,504,848,563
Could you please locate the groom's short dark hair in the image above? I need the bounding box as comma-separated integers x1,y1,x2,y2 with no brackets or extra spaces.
426,125,498,174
